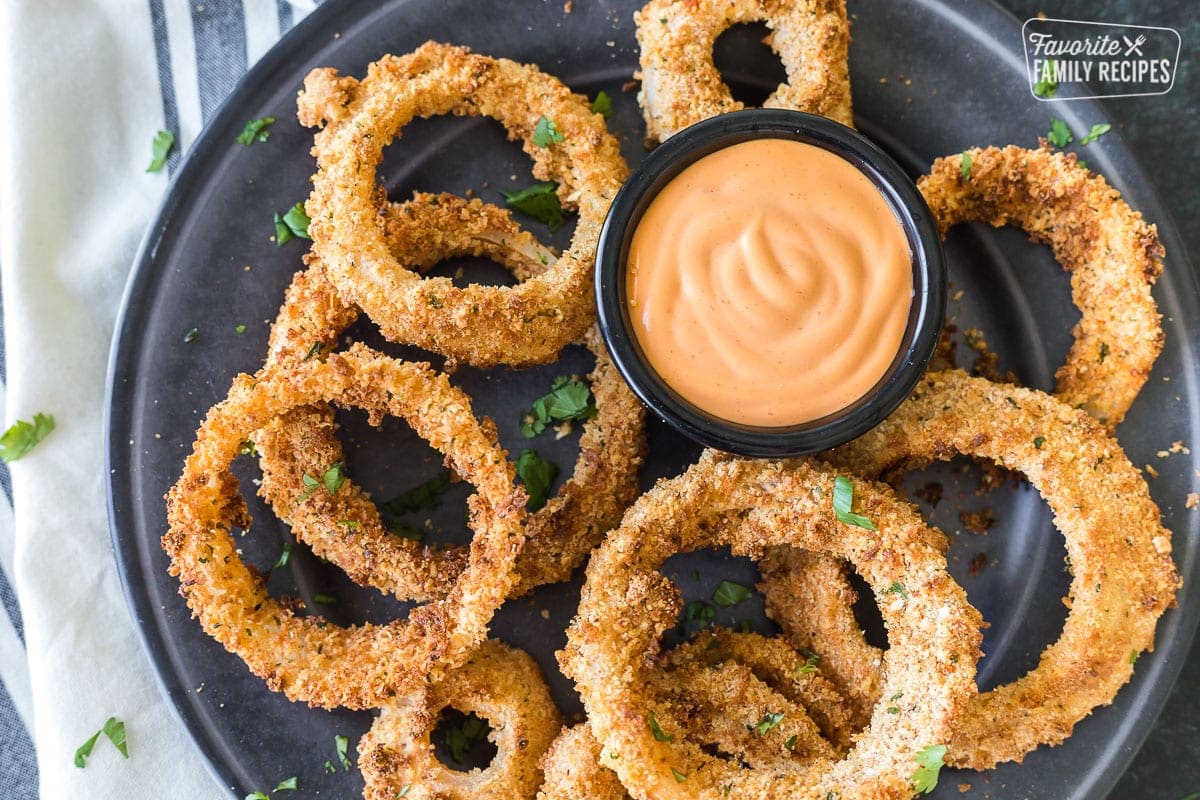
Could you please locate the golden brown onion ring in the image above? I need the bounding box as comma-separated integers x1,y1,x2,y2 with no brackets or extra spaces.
561,452,982,799
766,370,1178,769
920,146,1164,429
162,345,526,710
537,724,628,800
299,42,628,368
634,0,853,144
254,194,644,602
359,640,562,800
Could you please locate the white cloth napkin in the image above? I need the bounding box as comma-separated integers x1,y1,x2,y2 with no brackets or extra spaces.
0,1,313,796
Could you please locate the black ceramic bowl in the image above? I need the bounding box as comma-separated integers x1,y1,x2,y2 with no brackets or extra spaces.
595,108,946,457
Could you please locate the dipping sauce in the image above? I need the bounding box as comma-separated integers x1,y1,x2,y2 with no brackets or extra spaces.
626,138,913,426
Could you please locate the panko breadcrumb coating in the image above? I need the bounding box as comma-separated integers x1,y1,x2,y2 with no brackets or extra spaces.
163,345,527,709
299,42,628,367
635,0,853,143
253,194,644,603
920,146,1164,429
562,451,982,799
358,640,562,800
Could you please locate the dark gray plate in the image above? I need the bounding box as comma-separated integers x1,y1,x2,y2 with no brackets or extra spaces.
106,0,1200,797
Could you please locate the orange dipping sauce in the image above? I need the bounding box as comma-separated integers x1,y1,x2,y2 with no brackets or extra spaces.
626,138,913,427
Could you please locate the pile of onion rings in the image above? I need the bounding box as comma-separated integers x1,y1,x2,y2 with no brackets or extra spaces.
157,11,1182,798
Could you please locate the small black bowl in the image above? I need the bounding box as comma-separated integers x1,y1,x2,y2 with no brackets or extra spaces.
595,108,946,457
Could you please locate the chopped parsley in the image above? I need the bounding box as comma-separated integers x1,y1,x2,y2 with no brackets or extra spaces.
245,793,269,800
147,130,175,173
1033,59,1058,97
1047,118,1073,149
500,182,566,232
1079,122,1112,145
647,712,674,742
238,439,259,457
274,202,311,246
273,776,298,791
684,600,716,628
785,734,798,750
833,476,877,531
235,324,247,334
884,580,908,598
911,744,947,794
712,579,753,608
0,413,55,463
184,327,199,343
796,649,820,675
297,463,345,503
381,469,452,515
960,151,973,182
445,714,490,763
887,705,901,714
397,786,412,798
1130,649,1140,665
271,542,293,570
752,712,784,736
591,90,614,118
521,376,596,437
237,116,278,145
1033,436,1046,449
312,593,338,605
335,733,352,770
672,768,688,783
1099,342,1110,362
73,717,128,768
516,448,559,511
532,116,564,147
389,521,426,542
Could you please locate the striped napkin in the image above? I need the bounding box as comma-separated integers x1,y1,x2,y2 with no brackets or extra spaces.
0,2,314,797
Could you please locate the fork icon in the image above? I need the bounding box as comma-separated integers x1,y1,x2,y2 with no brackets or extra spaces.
1123,34,1146,56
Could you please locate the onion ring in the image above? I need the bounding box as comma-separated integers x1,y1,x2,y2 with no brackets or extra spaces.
561,451,982,798
634,0,853,144
538,724,628,800
253,194,645,602
298,41,628,367
920,146,1165,429
764,370,1178,769
358,639,562,800
162,344,526,709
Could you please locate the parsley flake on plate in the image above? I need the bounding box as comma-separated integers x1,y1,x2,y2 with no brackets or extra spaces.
274,202,311,246
1080,122,1112,145
499,182,566,232
237,116,277,145
382,469,452,515
73,716,129,768
516,449,559,511
1046,118,1073,149
712,579,753,608
521,376,597,437
591,90,614,118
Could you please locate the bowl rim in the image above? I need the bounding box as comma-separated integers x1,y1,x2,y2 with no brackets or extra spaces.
594,108,947,457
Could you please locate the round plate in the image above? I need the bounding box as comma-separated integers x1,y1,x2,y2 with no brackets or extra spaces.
106,0,1200,797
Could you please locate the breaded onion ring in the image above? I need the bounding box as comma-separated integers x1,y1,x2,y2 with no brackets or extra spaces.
758,548,882,731
635,0,853,144
765,370,1178,769
561,452,982,799
254,194,644,602
299,42,628,367
660,628,856,754
538,724,627,800
359,639,562,800
162,345,526,709
920,146,1165,429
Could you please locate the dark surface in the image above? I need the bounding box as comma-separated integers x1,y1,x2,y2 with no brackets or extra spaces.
993,4,1200,798
595,109,947,456
105,0,1200,798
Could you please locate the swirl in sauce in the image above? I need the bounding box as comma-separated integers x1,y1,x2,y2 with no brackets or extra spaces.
627,138,912,426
